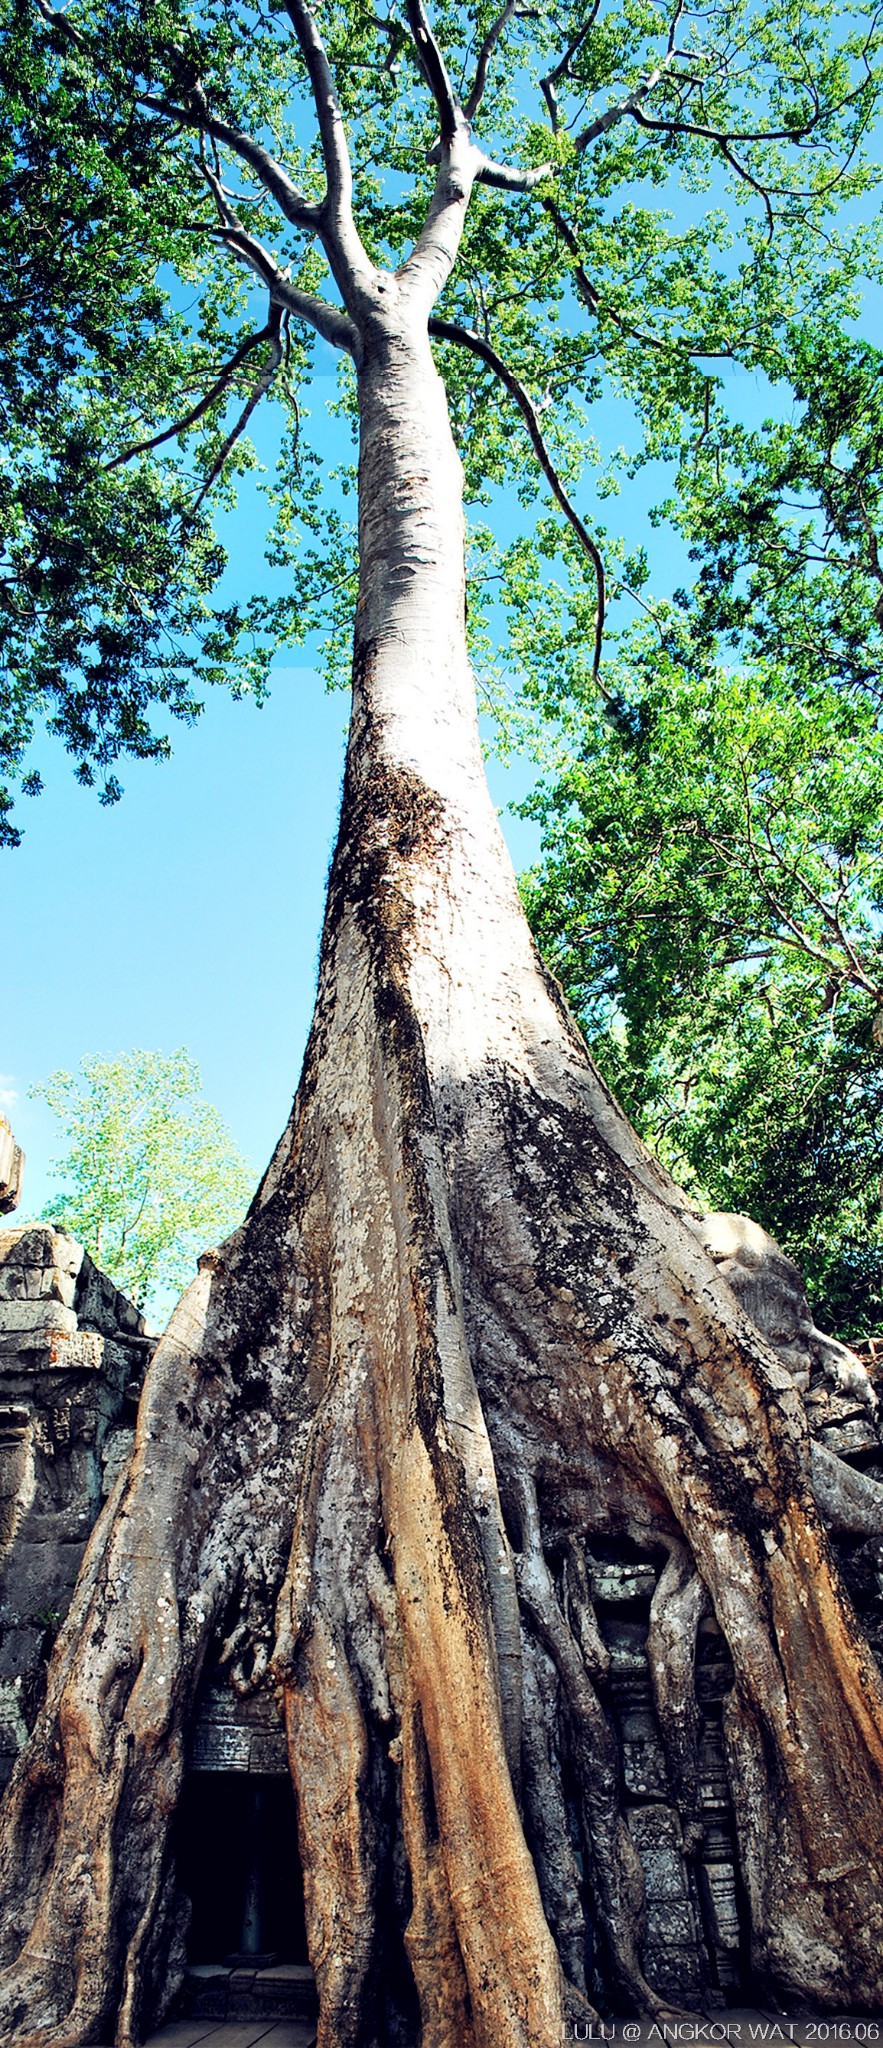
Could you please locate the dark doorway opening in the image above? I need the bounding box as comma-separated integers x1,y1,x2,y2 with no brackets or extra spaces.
176,1771,308,1964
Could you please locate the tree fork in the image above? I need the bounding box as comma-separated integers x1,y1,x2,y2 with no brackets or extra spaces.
1,308,883,2048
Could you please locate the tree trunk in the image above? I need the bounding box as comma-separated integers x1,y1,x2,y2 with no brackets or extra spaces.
2,300,883,2048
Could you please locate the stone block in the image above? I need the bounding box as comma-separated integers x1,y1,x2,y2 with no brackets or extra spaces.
189,1721,253,1770
627,1803,688,1897
700,1817,736,1863
0,1228,155,1740
0,1624,43,1680
620,1707,669,1798
180,1966,230,2019
250,1730,289,1773
588,1556,658,1603
646,1893,698,1945
696,1643,736,1705
643,1943,705,2000
698,1718,731,1809
818,1417,881,1457
0,1261,76,1306
0,1227,82,1276
38,1266,78,1308
0,1301,78,1340
0,1326,105,1372
101,1428,134,1498
602,1616,649,1674
254,1965,318,2018
0,1677,27,1759
701,1860,741,1950
116,1295,146,1336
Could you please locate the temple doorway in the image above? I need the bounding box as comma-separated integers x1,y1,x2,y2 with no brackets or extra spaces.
176,1769,308,1964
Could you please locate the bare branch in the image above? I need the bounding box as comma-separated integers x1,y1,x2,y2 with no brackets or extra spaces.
34,0,83,44
138,91,320,233
199,164,357,353
103,321,279,470
540,8,600,133
277,0,353,225
429,317,606,683
464,1,520,122
417,0,549,189
627,88,875,153
573,52,683,153
274,0,378,309
188,322,285,517
405,0,459,137
475,153,552,190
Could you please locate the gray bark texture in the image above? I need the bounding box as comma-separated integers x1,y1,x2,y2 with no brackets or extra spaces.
1,282,883,2048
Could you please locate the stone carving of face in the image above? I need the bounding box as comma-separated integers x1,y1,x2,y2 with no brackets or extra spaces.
694,1210,877,1415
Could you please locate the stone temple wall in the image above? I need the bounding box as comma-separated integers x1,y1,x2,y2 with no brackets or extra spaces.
0,1210,154,1787
0,1117,24,1216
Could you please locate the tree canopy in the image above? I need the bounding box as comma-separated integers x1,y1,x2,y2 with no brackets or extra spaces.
31,1047,254,1319
2,0,880,813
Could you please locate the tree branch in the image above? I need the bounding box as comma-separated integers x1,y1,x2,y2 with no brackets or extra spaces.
474,153,553,191
540,8,601,133
429,317,606,682
103,322,278,470
405,0,460,137
137,91,320,233
188,321,285,517
542,196,737,360
200,163,357,353
629,103,777,232
464,0,521,122
573,51,684,153
417,1,550,200
276,0,372,294
34,0,82,44
627,86,876,153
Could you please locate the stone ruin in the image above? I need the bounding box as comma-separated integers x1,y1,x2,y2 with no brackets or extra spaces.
0,1116,24,1216
1,1119,882,2014
0,1129,311,2019
576,1209,883,2009
0,1216,154,1787
0,1117,154,1777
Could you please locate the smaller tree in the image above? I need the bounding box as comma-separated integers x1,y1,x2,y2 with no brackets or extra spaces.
31,1048,253,1322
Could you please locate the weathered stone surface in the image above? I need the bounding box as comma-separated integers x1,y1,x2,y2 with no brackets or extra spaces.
0,1300,78,1339
697,1211,881,1430
817,1415,882,1458
627,1805,707,1999
620,1706,669,1799
187,1675,288,1775
588,1556,658,1604
101,1425,135,1497
0,1222,154,1781
702,1860,741,1951
0,1120,24,1216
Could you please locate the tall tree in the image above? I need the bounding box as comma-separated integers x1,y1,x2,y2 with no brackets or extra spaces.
1,3,883,2045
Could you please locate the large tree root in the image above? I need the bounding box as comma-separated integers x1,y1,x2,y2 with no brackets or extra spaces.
2,698,883,2045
